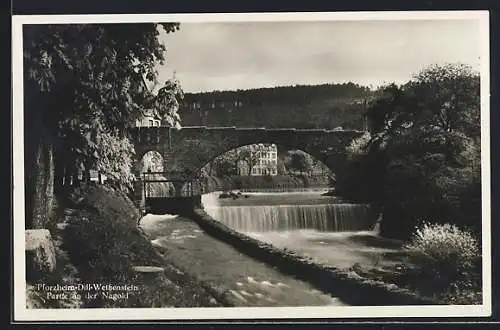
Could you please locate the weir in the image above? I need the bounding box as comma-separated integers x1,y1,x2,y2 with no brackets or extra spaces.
204,204,373,233
201,192,376,234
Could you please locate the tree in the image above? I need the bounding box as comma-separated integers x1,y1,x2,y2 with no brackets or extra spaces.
94,130,136,190
212,156,238,177
236,145,261,175
23,23,181,229
149,78,184,128
339,63,481,239
140,151,164,173
286,150,313,175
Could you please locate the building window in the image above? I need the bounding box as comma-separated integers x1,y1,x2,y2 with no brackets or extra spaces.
149,119,153,126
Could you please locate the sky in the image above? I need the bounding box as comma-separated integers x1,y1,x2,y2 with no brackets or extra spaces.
155,19,481,93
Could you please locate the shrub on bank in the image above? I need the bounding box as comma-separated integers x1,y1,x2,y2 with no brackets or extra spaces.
403,222,481,303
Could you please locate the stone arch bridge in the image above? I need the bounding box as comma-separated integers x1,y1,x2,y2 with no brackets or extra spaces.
129,126,366,181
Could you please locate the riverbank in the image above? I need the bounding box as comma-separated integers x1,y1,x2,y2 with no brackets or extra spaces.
27,184,223,308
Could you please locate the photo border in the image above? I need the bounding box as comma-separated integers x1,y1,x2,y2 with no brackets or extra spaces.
11,10,492,322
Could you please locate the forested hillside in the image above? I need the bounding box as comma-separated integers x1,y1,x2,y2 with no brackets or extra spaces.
180,83,379,129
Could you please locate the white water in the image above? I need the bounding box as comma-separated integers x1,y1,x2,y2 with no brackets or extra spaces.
204,204,373,232
201,191,375,233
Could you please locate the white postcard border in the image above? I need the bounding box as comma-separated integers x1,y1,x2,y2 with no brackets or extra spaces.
12,11,492,321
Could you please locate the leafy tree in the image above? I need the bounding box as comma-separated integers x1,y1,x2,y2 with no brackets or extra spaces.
212,156,238,177
140,151,164,173
236,145,262,175
148,78,184,128
339,63,481,239
23,23,180,229
346,132,372,159
286,150,314,175
94,130,136,190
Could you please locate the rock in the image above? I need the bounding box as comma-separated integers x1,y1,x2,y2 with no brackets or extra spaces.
385,284,400,290
25,229,57,279
55,222,69,231
346,271,363,280
229,290,248,303
132,266,165,273
26,284,45,309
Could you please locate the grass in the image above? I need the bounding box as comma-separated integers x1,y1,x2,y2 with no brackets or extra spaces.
57,183,222,308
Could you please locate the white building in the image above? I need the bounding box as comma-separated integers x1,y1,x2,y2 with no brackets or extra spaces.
237,143,278,176
135,109,162,127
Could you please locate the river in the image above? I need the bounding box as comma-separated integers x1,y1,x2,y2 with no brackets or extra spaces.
140,189,405,307
140,212,347,307
202,190,405,270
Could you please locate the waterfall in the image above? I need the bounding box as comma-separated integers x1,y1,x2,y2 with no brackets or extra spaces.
204,203,374,233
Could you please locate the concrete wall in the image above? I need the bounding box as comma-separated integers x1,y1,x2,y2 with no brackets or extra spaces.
146,196,202,216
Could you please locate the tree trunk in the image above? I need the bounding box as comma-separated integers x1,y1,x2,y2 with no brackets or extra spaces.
64,162,72,187
73,172,79,185
82,161,91,183
24,86,56,230
53,151,65,193
26,130,56,229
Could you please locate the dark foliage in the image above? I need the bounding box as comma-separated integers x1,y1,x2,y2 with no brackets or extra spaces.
336,64,481,241
180,83,378,129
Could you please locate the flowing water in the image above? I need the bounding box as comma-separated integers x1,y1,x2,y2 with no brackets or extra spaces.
202,191,376,233
201,191,404,269
205,203,373,232
140,213,348,307
139,190,404,307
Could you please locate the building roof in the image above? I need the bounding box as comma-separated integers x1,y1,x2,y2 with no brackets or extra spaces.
141,108,161,119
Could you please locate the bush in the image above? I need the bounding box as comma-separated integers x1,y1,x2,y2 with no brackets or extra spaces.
403,222,481,301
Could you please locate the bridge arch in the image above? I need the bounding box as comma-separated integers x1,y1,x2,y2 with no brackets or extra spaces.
130,126,365,182
196,143,335,191
137,150,164,173
196,143,332,175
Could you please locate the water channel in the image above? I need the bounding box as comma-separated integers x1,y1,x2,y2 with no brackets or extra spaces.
140,189,405,307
